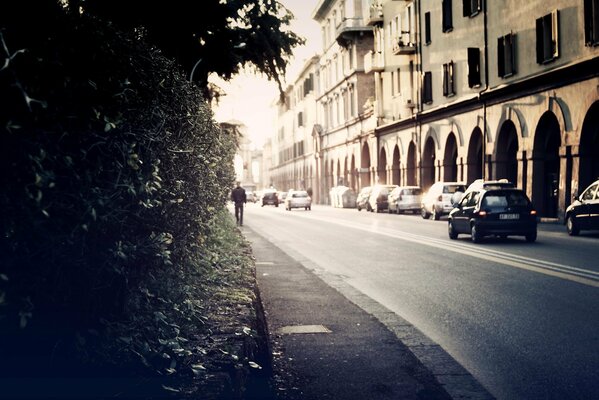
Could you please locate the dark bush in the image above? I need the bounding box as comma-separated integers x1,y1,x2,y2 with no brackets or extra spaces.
0,0,237,377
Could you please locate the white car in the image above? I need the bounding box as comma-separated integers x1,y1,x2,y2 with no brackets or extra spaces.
421,182,466,220
388,186,422,214
285,190,312,211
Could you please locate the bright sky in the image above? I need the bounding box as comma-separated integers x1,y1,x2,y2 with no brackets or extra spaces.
211,0,321,150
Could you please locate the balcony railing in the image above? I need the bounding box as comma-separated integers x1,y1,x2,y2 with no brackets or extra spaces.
336,17,372,47
364,50,385,74
365,5,384,26
392,37,416,55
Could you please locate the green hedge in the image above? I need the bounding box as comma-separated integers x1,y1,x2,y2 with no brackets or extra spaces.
0,2,236,359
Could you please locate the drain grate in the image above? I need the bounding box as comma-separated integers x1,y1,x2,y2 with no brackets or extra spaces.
277,325,332,334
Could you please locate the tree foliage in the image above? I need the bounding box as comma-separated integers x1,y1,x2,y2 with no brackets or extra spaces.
78,0,305,99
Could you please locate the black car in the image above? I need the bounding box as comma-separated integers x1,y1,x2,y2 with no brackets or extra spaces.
565,179,599,235
448,188,537,243
261,191,279,207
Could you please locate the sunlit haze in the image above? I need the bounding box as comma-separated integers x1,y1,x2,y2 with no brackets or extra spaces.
211,0,320,150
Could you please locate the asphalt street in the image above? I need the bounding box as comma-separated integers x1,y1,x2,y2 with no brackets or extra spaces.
239,202,599,400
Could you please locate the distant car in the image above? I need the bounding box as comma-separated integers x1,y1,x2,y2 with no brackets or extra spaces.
278,191,288,204
285,190,312,211
262,190,279,207
356,186,372,211
448,188,537,243
453,179,515,205
388,186,422,214
565,179,599,236
368,185,397,213
421,182,466,220
245,190,257,203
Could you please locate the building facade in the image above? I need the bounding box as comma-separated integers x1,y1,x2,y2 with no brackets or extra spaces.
269,0,599,220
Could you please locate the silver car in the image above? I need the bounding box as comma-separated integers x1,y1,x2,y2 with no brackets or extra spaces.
388,186,423,214
285,190,312,211
421,182,466,220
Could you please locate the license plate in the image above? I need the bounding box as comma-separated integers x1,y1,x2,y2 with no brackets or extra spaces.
500,213,519,220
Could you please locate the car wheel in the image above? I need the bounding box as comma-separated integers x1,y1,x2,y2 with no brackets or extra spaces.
471,224,483,243
448,220,458,240
388,207,393,214
566,215,579,236
357,206,361,211
421,208,430,219
433,208,440,221
525,231,537,243
308,206,311,211
374,205,379,213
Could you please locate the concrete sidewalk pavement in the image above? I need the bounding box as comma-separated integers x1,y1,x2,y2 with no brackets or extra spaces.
244,226,494,400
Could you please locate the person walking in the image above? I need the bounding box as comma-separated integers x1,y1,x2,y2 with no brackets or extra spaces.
231,182,247,226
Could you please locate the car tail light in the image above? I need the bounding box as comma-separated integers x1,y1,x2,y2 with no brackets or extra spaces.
477,210,488,218
437,195,443,201
530,210,537,216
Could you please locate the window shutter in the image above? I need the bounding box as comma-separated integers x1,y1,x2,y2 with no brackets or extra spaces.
442,0,453,32
497,37,505,77
467,47,481,87
585,0,593,45
593,0,599,45
423,72,433,104
551,9,559,59
425,12,431,44
442,64,449,96
536,17,544,64
463,0,471,17
506,33,515,75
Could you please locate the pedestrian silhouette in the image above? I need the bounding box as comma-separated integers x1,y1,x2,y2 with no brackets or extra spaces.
231,182,247,226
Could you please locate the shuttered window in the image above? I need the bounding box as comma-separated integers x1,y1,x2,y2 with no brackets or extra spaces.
423,72,433,104
463,0,482,18
584,0,599,46
467,48,481,88
442,0,453,33
425,12,432,45
442,61,455,97
536,10,560,64
497,33,516,78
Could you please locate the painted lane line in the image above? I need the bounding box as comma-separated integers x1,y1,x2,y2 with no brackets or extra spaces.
291,213,599,288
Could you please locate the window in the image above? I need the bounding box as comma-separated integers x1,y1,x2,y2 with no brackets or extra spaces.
396,68,401,95
497,32,516,78
297,112,303,128
584,0,599,46
467,48,481,88
536,10,559,64
425,12,431,44
443,61,455,97
422,71,433,104
442,0,453,33
463,0,482,18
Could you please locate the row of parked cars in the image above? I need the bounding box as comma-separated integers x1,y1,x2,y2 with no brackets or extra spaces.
354,178,599,243
355,178,599,242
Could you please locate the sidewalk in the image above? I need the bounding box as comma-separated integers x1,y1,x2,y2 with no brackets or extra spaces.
245,227,494,400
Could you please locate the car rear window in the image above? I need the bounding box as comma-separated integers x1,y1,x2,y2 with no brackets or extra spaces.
443,185,466,194
293,192,308,198
403,188,422,195
482,191,529,208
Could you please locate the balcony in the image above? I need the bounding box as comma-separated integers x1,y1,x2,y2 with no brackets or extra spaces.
365,5,384,26
364,50,384,74
336,17,373,47
392,37,416,55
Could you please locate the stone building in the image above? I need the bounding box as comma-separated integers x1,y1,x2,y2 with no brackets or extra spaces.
269,0,599,220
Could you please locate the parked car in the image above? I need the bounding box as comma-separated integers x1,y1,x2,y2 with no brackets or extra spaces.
565,179,599,235
356,186,372,211
278,191,288,204
285,190,312,211
448,188,537,243
261,190,279,207
388,186,423,214
368,185,397,213
421,182,466,220
245,190,257,203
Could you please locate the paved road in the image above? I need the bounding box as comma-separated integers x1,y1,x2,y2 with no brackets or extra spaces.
242,202,599,400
